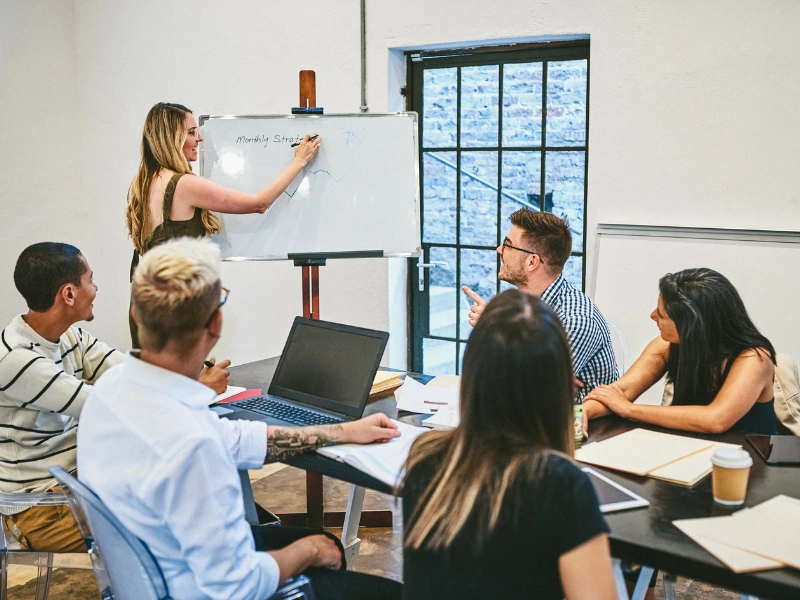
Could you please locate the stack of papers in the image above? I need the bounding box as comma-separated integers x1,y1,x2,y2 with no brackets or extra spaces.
423,404,459,430
370,370,405,396
674,495,800,572
316,420,429,487
575,429,740,486
396,377,459,415
427,374,461,389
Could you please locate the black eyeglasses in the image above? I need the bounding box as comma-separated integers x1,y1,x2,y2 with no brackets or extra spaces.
500,239,545,264
205,287,230,328
501,238,538,256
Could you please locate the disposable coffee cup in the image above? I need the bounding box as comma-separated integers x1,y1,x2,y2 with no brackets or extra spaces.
710,448,752,506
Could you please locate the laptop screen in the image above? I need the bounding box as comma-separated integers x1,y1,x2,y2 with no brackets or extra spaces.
268,318,389,419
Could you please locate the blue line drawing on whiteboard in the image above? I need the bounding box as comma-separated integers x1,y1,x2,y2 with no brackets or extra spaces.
283,164,355,198
342,129,367,146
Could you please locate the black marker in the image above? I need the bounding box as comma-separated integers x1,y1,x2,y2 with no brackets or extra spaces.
290,134,319,148
204,360,215,369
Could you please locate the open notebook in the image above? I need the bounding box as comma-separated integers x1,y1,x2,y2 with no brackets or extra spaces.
575,429,740,486
674,495,800,573
316,420,429,487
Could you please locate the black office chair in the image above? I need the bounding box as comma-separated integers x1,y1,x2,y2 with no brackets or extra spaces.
49,467,314,600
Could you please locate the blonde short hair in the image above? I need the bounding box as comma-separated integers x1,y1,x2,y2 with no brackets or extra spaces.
132,237,222,352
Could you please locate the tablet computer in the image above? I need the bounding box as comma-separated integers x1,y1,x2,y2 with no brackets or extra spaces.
582,467,649,513
746,435,800,465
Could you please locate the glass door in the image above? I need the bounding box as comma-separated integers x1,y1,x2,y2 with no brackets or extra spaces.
408,42,590,375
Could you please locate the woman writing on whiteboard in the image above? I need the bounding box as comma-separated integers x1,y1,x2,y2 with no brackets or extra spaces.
125,102,320,348
583,268,777,435
402,290,616,600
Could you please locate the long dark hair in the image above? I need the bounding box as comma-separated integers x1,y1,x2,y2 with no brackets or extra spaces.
403,289,575,551
661,268,775,407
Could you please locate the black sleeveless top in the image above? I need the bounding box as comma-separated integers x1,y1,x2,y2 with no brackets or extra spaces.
129,173,206,280
128,173,207,347
673,352,779,435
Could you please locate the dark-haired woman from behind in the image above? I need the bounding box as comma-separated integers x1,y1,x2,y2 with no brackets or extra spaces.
584,268,777,435
401,290,616,600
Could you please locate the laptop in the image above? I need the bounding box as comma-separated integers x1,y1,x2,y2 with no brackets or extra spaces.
746,435,800,465
218,317,389,427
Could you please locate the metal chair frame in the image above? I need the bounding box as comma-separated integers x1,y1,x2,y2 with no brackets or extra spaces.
0,488,74,600
50,467,313,600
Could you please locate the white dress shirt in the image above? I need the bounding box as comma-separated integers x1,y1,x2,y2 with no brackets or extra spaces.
77,353,279,600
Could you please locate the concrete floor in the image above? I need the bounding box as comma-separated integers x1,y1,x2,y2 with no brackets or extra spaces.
6,465,751,599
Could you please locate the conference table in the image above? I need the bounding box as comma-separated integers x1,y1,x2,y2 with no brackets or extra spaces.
229,359,800,600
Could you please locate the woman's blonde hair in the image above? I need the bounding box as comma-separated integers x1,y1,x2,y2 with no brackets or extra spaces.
125,103,221,254
403,290,575,551
131,237,222,352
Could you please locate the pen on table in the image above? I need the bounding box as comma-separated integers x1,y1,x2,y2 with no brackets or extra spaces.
290,134,319,147
204,360,215,369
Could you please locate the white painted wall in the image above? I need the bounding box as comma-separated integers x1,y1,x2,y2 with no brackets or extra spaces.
2,0,799,369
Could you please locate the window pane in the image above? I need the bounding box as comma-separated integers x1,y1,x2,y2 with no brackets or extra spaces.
563,255,583,289
460,151,498,247
423,68,457,147
459,248,497,340
423,152,457,244
460,65,499,148
546,60,587,147
423,338,456,376
501,151,541,228
458,341,467,375
502,62,543,147
428,246,457,338
545,151,585,252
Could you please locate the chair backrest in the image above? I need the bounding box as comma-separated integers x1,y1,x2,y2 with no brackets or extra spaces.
50,467,171,600
605,320,631,375
773,353,800,435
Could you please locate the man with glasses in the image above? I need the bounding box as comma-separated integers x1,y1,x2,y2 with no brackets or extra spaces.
0,242,231,554
79,237,403,600
462,208,618,401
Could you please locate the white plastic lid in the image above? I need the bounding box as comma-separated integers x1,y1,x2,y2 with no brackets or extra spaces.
710,447,753,469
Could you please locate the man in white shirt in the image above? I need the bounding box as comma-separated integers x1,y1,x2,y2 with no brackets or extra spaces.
0,242,231,553
78,237,402,600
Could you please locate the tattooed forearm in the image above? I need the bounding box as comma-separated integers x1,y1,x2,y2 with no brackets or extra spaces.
266,424,345,462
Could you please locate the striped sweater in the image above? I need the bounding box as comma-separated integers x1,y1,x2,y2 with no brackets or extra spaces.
0,315,122,511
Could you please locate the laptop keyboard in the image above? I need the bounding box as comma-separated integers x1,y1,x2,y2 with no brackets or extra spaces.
233,396,344,426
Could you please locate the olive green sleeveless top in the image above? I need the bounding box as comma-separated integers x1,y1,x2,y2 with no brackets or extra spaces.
129,172,207,347
129,173,207,280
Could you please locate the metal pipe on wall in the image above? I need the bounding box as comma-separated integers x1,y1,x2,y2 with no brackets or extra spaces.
360,0,368,113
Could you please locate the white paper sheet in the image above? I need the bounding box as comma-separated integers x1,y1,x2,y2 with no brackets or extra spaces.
396,376,459,415
317,420,429,486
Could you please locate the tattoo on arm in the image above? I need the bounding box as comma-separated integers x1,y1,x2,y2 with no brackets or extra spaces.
266,424,344,463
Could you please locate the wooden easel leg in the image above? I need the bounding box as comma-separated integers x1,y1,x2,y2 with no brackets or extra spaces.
310,265,320,320
306,471,324,529
302,265,311,319
280,69,393,541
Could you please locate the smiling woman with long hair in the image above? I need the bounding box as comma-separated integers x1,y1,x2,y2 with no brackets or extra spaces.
401,290,616,600
584,268,777,435
125,102,320,347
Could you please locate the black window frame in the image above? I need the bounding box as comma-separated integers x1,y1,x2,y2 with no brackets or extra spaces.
406,40,591,373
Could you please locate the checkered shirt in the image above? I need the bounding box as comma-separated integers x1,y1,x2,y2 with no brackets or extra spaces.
540,275,619,402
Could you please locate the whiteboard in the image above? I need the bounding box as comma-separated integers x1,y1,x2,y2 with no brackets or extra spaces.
591,225,800,405
199,113,421,260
